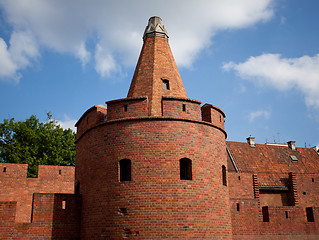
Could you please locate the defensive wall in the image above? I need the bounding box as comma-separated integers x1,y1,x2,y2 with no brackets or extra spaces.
228,171,319,239
0,163,79,239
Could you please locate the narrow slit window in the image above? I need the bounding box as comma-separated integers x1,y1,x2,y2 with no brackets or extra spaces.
75,181,80,194
180,158,192,180
238,176,241,180
62,200,66,210
163,79,170,90
306,207,315,222
262,206,269,222
285,211,290,219
120,159,131,182
312,178,315,182
182,104,186,112
59,169,61,175
124,104,128,112
222,165,227,186
237,203,240,211
3,167,6,172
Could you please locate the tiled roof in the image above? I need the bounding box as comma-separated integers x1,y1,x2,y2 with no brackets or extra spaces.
226,141,319,175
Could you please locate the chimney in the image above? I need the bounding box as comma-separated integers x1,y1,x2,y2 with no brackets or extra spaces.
287,141,296,151
247,137,256,147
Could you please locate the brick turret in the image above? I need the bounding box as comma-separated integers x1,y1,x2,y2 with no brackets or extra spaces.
75,17,232,239
127,16,187,116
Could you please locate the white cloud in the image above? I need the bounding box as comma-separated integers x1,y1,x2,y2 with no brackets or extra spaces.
0,38,18,81
0,0,274,82
94,44,117,77
223,53,319,108
75,42,91,68
56,115,77,132
248,110,270,122
0,31,39,82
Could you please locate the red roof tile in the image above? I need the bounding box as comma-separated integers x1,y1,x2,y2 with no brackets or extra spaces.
227,141,319,175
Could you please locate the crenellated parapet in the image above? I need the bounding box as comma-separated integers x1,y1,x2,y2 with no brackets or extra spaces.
0,163,75,223
75,104,107,139
201,103,226,131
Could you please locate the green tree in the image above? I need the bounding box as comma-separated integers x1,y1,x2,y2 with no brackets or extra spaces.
0,113,76,177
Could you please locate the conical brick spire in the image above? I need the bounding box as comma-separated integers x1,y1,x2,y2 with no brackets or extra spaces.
127,16,187,116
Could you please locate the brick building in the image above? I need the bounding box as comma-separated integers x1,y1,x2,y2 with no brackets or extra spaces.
0,16,318,239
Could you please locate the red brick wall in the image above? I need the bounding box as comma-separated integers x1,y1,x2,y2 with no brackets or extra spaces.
0,163,75,223
228,172,319,239
162,97,202,121
76,105,107,139
106,97,148,121
76,118,232,239
201,104,225,131
0,194,81,240
295,173,319,207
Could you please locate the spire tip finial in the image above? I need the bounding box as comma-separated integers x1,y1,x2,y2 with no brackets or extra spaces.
143,16,169,40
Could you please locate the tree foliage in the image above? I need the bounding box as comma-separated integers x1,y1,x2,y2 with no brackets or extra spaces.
0,113,76,177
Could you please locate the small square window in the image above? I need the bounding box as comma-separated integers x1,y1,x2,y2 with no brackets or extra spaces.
162,79,170,90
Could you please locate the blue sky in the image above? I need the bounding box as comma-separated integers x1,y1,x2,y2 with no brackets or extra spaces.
0,0,318,147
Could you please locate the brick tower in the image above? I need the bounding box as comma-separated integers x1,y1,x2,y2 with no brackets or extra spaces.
75,16,232,239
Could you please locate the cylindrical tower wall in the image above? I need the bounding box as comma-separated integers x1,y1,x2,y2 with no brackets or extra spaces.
76,119,232,239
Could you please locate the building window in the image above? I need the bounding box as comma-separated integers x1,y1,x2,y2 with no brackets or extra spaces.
180,158,192,180
119,208,128,216
306,207,315,222
120,159,131,182
75,181,80,194
222,165,227,186
262,206,269,222
3,167,6,172
182,104,186,112
285,211,290,219
62,200,66,210
237,203,240,211
124,104,128,112
162,79,170,90
59,169,61,175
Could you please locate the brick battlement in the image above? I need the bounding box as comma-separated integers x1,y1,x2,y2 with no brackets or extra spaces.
0,163,75,223
76,97,227,141
0,163,74,180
